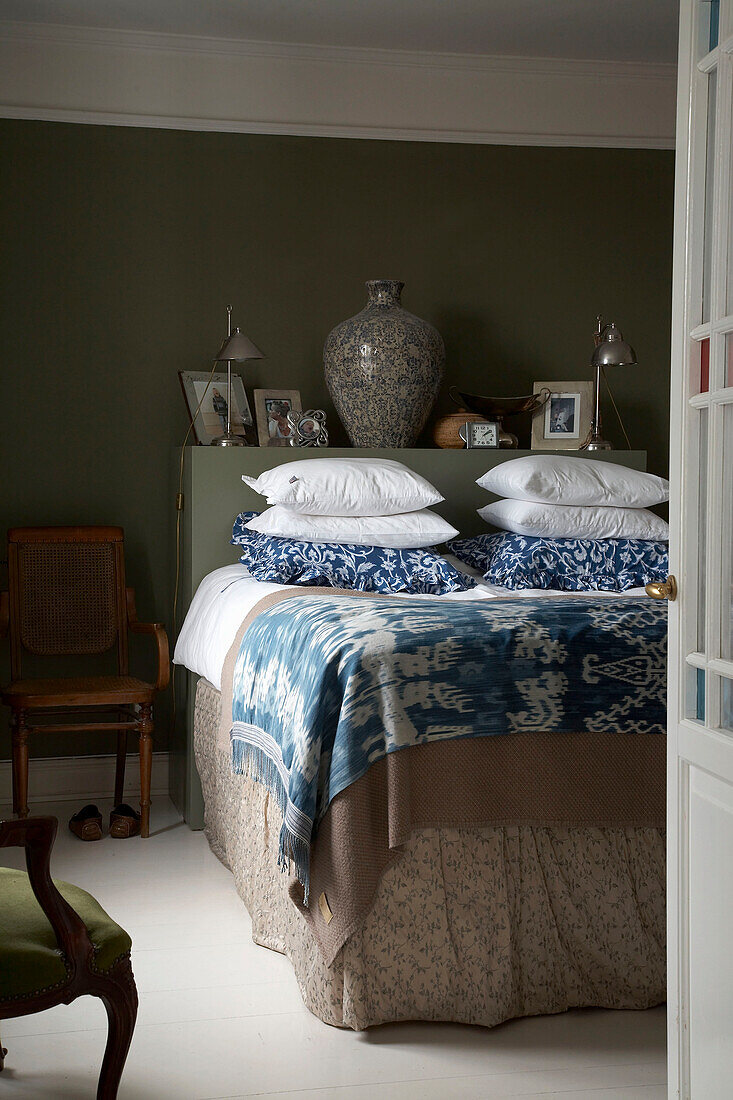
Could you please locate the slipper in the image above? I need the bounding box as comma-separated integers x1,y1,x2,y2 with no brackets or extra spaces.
69,804,103,842
109,804,141,839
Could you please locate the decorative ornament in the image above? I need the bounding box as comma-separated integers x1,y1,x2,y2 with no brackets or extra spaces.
287,409,329,447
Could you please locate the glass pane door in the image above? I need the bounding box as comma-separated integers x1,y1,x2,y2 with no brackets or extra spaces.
670,2,733,1093
684,7,733,732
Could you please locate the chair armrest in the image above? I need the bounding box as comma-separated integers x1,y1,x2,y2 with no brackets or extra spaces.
0,816,95,969
126,588,170,693
0,592,8,638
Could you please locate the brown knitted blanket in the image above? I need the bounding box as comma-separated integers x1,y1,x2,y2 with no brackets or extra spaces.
218,587,665,964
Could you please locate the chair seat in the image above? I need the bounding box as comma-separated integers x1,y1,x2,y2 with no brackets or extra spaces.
2,675,155,709
0,867,132,1004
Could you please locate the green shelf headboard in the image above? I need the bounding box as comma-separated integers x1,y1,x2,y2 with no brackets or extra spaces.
172,445,647,828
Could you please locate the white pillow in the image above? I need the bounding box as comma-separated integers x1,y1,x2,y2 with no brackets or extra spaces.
242,458,443,516
478,498,669,541
477,456,669,508
246,506,459,548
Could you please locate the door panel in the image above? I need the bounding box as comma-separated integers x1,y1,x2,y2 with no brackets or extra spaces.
688,767,733,1096
670,1,733,1095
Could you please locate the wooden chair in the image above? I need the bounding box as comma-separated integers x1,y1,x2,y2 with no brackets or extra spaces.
0,815,137,1099
0,527,169,837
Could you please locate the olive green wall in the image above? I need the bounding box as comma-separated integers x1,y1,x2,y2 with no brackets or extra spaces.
0,120,674,759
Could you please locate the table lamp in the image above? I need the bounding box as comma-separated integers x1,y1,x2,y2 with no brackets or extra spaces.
211,305,264,447
582,317,637,451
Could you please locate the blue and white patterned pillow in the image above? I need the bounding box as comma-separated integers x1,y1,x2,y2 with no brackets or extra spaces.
232,512,476,595
447,532,668,592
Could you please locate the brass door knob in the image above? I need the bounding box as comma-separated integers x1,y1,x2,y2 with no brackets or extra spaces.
645,576,678,601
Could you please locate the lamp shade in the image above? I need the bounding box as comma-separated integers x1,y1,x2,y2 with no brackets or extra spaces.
591,323,637,368
214,328,264,362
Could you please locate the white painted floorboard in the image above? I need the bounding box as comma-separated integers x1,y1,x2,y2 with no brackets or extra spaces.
0,798,667,1099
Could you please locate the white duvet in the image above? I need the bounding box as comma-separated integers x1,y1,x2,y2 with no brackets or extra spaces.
173,560,647,690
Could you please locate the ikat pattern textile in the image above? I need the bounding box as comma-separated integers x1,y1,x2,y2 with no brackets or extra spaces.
229,592,667,898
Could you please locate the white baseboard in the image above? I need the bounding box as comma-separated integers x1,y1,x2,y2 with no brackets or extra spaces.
0,752,170,805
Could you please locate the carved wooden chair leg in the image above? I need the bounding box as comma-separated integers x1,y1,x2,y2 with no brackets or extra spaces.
11,710,30,819
94,957,138,1100
138,705,153,839
114,728,127,807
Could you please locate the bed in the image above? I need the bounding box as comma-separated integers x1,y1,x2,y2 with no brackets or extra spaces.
172,446,665,1030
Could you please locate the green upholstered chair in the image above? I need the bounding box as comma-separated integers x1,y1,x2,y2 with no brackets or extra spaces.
0,816,137,1099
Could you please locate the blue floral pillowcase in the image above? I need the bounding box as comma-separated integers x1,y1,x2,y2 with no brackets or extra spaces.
447,532,669,592
232,512,476,595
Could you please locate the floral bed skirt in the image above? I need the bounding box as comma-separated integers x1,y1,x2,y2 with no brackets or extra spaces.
194,677,666,1030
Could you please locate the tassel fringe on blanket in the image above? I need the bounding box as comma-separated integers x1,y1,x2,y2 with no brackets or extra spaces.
231,734,312,903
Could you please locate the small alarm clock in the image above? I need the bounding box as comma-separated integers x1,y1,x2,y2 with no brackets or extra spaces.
459,420,500,448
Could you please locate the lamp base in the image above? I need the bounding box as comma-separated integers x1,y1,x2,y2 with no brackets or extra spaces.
211,432,247,447
582,438,613,451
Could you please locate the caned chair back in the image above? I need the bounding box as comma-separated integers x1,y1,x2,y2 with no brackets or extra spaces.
7,527,128,681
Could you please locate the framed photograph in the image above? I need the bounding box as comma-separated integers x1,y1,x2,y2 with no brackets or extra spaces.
286,409,329,447
179,371,253,446
460,420,500,448
253,389,302,447
531,380,593,450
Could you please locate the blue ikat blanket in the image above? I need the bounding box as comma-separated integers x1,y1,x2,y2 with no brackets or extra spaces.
229,592,667,900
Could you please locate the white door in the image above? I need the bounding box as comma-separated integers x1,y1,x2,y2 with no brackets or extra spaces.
668,1,733,1096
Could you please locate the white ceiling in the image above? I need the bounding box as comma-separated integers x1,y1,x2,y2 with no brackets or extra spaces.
0,0,679,63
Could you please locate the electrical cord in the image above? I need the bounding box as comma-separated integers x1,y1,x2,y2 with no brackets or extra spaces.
601,366,633,450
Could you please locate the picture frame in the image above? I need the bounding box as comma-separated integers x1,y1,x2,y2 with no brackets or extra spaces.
286,409,329,447
459,420,500,448
179,371,253,446
531,380,593,450
253,389,302,447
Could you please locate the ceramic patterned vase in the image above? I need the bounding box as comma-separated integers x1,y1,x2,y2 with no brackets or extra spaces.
323,280,445,447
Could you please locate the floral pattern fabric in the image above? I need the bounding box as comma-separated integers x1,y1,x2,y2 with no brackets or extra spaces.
195,678,666,1031
231,512,475,594
447,532,669,591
